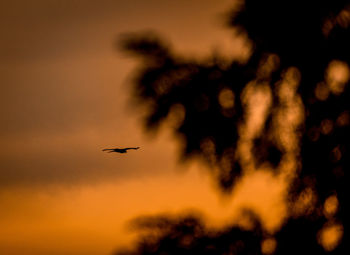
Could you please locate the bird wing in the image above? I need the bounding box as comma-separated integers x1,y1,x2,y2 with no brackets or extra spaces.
124,147,140,150
102,147,139,153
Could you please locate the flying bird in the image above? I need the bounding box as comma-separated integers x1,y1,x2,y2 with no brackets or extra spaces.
102,147,140,154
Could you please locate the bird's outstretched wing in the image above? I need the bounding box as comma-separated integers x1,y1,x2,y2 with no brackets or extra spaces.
102,147,140,153
124,147,140,150
102,148,119,152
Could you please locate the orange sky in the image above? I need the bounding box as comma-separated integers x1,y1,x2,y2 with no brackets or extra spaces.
0,1,289,254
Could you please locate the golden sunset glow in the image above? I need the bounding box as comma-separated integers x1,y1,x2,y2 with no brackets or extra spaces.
324,195,339,219
326,60,350,95
318,223,344,252
261,238,277,255
1,1,347,254
0,1,284,254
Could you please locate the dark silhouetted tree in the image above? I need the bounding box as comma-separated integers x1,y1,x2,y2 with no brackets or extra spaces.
116,0,349,254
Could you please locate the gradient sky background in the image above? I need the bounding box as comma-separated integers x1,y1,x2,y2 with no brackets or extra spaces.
0,1,286,254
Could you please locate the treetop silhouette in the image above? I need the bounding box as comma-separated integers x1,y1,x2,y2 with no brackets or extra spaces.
116,0,349,254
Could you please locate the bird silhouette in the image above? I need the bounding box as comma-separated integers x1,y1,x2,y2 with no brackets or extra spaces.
102,147,140,153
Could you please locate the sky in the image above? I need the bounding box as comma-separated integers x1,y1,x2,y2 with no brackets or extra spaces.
0,1,288,254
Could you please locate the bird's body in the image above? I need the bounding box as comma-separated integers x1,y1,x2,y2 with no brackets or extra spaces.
102,147,140,153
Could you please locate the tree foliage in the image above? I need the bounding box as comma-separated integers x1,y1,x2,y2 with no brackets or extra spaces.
116,0,349,254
